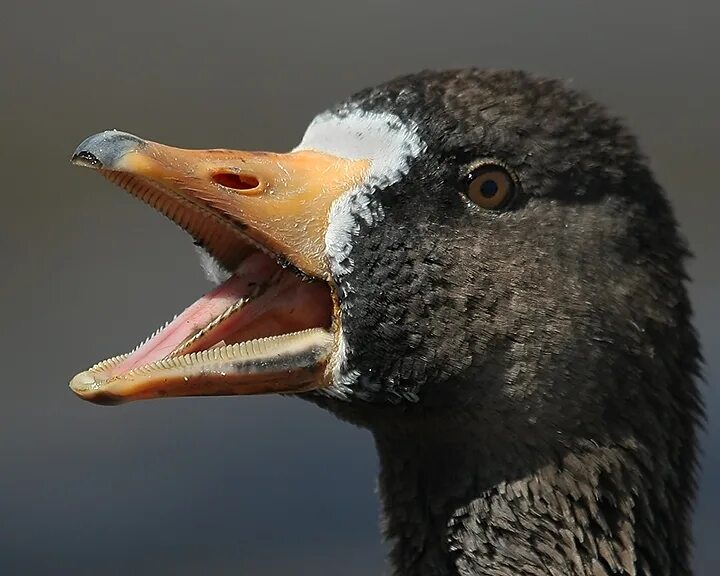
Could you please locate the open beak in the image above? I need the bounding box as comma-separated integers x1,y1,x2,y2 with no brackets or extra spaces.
69,130,369,405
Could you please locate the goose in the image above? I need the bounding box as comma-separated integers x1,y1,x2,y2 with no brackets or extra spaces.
69,69,702,576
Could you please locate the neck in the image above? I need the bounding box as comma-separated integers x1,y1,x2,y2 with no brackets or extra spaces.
372,419,693,576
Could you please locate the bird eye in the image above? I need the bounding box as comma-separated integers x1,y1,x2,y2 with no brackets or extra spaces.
465,165,516,210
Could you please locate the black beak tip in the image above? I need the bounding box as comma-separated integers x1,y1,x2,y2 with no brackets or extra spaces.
71,130,146,169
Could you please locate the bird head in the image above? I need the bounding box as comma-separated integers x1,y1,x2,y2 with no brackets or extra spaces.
70,70,698,445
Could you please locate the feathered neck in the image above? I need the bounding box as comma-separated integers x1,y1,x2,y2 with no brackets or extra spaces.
373,414,695,576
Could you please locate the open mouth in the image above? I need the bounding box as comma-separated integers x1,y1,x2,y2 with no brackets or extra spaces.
69,130,369,404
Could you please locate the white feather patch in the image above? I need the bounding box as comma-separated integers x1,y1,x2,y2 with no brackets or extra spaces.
295,105,426,277
295,105,426,392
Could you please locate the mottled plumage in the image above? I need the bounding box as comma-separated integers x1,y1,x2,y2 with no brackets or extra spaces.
309,70,702,576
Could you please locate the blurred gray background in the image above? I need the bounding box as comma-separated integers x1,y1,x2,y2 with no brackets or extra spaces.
1,1,717,574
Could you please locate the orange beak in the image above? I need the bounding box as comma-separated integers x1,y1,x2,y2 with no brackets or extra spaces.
72,130,370,278
69,130,370,404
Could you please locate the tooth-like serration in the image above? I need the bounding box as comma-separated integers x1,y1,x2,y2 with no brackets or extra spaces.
89,353,128,373
101,170,271,272
167,298,248,358
107,328,330,377
128,315,175,355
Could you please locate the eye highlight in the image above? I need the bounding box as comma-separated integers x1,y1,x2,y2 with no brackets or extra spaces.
464,164,516,210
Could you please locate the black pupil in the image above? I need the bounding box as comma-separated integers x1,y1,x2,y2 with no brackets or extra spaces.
480,178,499,198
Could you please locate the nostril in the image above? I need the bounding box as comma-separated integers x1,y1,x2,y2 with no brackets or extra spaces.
212,172,260,191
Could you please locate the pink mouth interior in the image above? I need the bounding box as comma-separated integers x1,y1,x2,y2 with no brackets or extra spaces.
108,252,332,378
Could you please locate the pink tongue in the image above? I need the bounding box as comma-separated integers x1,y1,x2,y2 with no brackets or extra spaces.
109,253,279,378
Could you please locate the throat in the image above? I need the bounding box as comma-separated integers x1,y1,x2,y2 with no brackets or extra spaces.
372,424,692,576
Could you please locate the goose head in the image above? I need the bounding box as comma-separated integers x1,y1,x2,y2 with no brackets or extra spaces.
70,69,702,576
